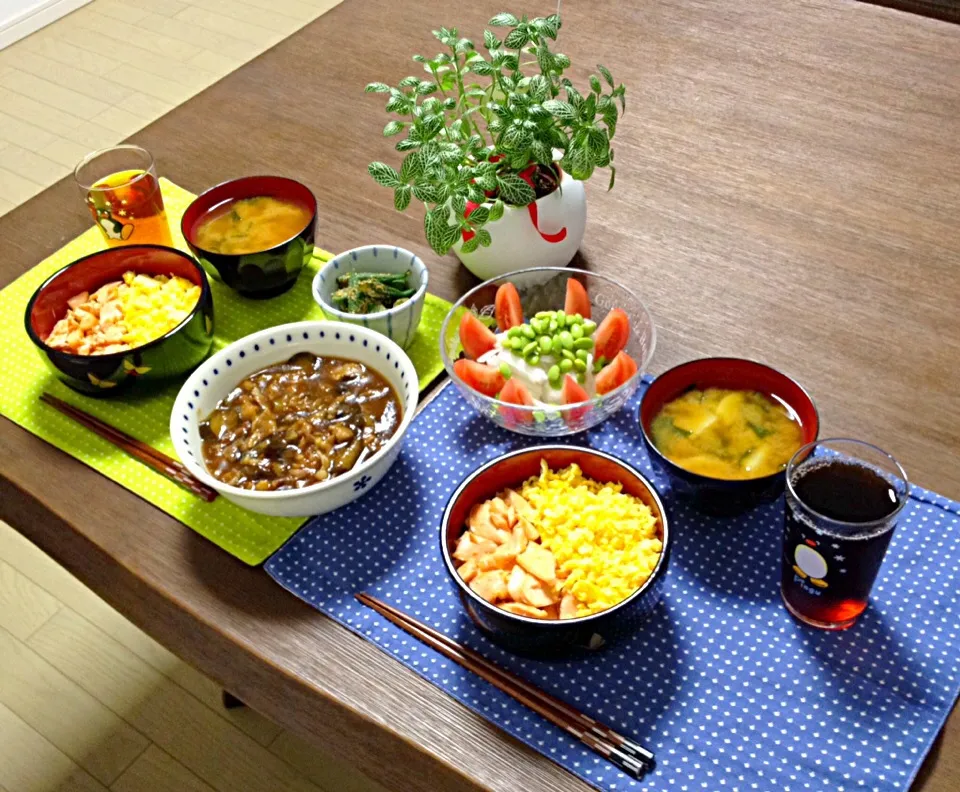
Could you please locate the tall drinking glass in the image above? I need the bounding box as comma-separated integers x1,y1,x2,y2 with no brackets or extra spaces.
74,145,172,248
780,438,908,630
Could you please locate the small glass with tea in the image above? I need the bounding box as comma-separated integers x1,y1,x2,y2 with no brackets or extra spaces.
780,438,908,630
74,144,172,248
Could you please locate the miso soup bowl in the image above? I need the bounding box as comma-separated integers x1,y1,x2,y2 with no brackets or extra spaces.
638,357,819,516
441,445,671,657
170,321,419,518
24,245,214,396
181,175,317,299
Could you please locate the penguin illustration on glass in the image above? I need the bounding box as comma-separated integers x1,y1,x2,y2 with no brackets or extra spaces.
791,538,829,588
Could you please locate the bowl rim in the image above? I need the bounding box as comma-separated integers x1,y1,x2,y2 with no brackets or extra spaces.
439,267,657,410
440,444,670,626
312,245,429,321
170,320,419,500
637,356,821,485
23,244,211,362
180,175,318,257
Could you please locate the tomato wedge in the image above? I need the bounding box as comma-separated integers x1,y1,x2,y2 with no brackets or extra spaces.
498,378,535,428
595,352,639,395
459,311,497,360
564,278,591,320
454,359,506,397
499,378,535,405
494,283,523,331
561,374,591,423
594,308,630,363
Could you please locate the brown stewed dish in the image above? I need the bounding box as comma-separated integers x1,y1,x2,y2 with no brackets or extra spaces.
199,352,401,491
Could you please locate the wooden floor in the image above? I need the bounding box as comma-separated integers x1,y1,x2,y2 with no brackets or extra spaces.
0,517,388,791
0,0,388,789
0,0,344,215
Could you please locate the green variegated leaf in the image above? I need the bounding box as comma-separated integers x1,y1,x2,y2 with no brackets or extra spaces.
416,81,438,95
424,207,459,254
368,162,401,188
589,75,602,94
394,185,411,211
489,12,519,26
608,165,616,190
398,75,420,88
468,205,489,225
597,64,614,88
542,99,575,120
503,124,531,151
531,139,552,164
467,184,486,204
483,29,501,49
470,58,494,76
528,74,548,102
476,228,493,246
554,53,570,69
587,127,608,159
400,151,423,181
385,95,409,114
396,138,420,151
501,54,519,71
602,105,618,137
452,193,467,215
476,172,497,191
460,235,480,254
488,199,505,222
365,82,390,93
455,37,474,53
383,121,404,137
543,14,561,38
413,183,443,203
504,27,528,49
496,173,536,206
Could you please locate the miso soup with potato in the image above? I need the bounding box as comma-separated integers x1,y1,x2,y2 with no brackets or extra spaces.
650,388,804,480
194,196,312,255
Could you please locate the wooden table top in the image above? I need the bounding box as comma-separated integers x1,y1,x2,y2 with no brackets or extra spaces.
2,1,959,790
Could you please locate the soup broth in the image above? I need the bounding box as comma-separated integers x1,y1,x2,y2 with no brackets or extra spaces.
650,388,804,480
195,196,312,255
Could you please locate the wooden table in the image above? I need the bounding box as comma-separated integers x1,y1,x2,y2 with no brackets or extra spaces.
2,1,959,790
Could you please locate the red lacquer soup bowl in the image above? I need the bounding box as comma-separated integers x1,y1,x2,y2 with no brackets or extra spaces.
181,175,317,299
638,357,819,515
440,445,671,656
24,245,214,396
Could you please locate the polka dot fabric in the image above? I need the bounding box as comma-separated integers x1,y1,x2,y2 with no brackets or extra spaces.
266,378,960,792
0,179,453,565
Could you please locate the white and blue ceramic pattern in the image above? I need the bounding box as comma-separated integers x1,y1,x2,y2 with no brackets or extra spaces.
267,377,960,792
170,320,419,518
313,245,428,350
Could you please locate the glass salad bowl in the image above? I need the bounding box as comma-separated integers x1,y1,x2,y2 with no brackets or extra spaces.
439,268,656,436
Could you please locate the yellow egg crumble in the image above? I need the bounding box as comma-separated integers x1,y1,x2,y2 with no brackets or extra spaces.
118,271,200,348
519,460,662,617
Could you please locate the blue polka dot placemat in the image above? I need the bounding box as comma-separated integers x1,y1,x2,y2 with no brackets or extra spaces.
265,377,960,792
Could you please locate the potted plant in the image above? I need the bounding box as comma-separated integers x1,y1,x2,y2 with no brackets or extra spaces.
365,12,625,280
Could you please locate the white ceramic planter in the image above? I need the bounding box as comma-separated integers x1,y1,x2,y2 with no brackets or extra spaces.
452,169,586,281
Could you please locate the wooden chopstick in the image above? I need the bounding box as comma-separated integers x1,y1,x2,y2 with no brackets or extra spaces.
355,593,654,779
360,592,655,767
40,393,218,503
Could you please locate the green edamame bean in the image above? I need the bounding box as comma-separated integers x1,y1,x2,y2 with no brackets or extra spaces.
539,335,552,353
499,363,512,379
521,324,536,339
507,326,521,339
561,349,575,361
522,341,538,357
560,358,574,373
577,372,587,385
527,354,540,366
547,364,560,383
574,358,587,372
535,311,553,320
576,349,589,361
570,313,583,325
571,323,584,340
556,310,566,326
548,320,558,334
510,336,525,351
573,337,594,351
582,319,597,335
559,330,574,349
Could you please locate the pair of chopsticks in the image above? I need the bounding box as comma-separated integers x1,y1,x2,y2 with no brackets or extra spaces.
40,392,217,503
355,593,654,779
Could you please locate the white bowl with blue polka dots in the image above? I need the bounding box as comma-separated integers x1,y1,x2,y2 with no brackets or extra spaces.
312,245,428,350
170,320,419,518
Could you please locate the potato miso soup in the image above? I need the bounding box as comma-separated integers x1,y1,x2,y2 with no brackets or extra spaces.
650,388,804,480
194,196,312,255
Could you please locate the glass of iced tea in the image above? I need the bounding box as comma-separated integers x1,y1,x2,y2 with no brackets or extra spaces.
74,144,172,248
780,438,908,630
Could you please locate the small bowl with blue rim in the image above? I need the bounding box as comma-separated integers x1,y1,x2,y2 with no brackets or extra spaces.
312,245,428,350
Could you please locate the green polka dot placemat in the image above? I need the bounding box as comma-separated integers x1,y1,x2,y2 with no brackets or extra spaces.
0,179,453,565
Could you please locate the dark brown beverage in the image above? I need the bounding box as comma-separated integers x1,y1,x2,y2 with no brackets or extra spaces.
780,442,907,630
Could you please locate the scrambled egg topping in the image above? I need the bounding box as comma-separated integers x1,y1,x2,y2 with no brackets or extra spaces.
520,460,662,617
119,272,199,348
